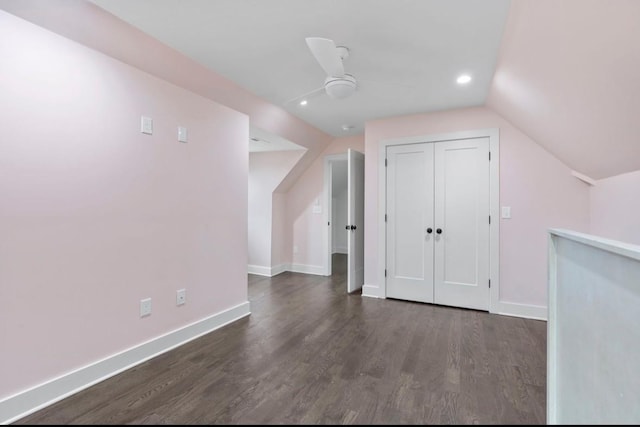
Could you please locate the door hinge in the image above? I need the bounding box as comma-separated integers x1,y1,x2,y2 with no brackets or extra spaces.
385,213,387,222
328,221,330,226
385,269,387,277
385,158,388,167
489,151,491,161
489,279,491,288
489,215,491,224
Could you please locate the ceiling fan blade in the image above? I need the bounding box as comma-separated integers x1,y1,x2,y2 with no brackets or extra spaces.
305,37,345,77
283,85,325,106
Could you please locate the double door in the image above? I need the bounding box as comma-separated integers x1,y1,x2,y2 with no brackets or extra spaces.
386,137,490,311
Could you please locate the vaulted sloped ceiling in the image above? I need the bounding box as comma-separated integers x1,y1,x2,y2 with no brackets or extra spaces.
488,0,640,180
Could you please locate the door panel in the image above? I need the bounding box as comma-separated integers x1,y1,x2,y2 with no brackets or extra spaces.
386,143,434,303
347,149,364,293
434,138,490,310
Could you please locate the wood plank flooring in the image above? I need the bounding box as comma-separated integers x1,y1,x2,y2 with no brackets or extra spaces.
16,254,547,424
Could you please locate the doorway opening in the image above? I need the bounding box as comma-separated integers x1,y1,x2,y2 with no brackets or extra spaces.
323,150,365,293
324,154,348,277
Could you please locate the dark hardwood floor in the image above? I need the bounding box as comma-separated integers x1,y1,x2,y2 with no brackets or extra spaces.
16,253,546,424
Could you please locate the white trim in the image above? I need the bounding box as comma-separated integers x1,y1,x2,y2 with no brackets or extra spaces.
378,129,501,312
323,153,348,277
247,264,271,276
377,139,387,298
288,263,326,276
547,232,559,423
0,302,251,425
247,264,287,277
549,228,640,261
332,246,348,254
488,130,500,315
362,285,385,299
270,263,287,276
494,301,548,321
571,170,597,186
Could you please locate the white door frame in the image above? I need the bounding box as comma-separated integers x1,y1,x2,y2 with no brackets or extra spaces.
378,128,500,313
323,153,348,276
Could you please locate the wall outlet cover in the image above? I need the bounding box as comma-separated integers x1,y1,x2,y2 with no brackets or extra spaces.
176,289,186,306
140,298,152,317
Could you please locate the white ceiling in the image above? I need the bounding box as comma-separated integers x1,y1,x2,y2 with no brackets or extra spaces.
91,0,511,137
249,126,306,152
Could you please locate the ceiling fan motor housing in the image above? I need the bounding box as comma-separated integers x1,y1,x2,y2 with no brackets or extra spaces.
324,74,357,99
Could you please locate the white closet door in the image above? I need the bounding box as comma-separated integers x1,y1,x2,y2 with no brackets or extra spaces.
386,143,434,303
433,137,490,311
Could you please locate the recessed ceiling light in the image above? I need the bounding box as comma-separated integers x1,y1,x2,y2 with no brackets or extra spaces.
342,124,354,131
299,99,308,106
457,74,472,85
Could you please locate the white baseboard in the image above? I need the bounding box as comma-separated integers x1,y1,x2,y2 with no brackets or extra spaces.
247,264,287,277
361,284,546,321
494,301,547,321
362,285,385,299
248,264,271,276
249,263,325,277
288,263,326,276
0,302,251,425
270,264,287,276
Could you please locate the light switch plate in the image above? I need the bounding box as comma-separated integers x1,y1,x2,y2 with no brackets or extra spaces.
501,206,512,219
140,298,152,317
141,116,153,135
178,126,188,143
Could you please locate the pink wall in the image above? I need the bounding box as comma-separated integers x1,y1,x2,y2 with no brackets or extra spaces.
590,170,640,245
271,193,288,268
0,0,333,193
364,107,590,307
488,0,640,180
248,150,304,268
286,136,365,269
0,10,248,399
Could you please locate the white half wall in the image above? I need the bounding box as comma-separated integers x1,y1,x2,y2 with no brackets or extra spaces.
548,229,640,424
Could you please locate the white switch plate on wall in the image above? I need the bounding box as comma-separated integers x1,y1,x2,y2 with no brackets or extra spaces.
501,206,512,219
140,298,152,317
141,116,153,135
178,126,188,143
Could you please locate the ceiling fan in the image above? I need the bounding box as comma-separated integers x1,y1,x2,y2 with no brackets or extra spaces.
286,37,358,104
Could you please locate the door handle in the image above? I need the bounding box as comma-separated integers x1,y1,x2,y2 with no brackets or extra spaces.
346,225,350,230
426,228,433,234
346,225,356,231
436,228,443,234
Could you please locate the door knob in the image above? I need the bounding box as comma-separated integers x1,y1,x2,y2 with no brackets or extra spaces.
351,225,356,230
426,228,433,234
345,225,350,230
436,228,443,234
